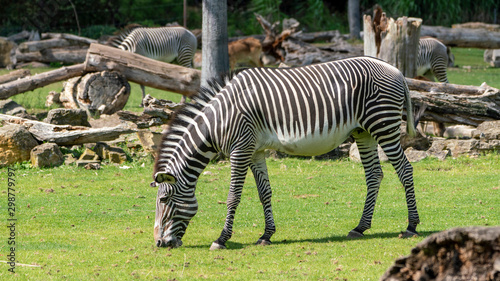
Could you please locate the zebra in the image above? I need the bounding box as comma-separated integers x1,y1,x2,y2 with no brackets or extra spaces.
114,26,197,104
151,56,420,250
417,37,453,83
416,37,454,136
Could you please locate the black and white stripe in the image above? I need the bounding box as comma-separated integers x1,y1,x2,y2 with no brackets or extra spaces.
115,26,197,104
152,56,420,249
417,37,451,83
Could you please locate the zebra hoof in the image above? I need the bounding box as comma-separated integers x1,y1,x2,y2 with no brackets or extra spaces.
347,230,364,238
399,230,419,238
256,239,271,246
209,242,227,250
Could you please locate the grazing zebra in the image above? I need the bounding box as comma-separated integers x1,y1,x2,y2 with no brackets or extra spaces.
114,26,197,104
152,56,420,250
416,37,454,136
417,37,453,83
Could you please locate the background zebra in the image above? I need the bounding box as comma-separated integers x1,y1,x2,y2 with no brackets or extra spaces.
151,56,420,250
114,26,197,104
416,37,454,136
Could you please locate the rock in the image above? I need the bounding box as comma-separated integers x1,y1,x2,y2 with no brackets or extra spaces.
443,125,476,139
380,226,500,281
0,99,29,116
137,130,163,157
94,142,127,164
484,49,500,67
30,143,64,168
0,125,38,167
472,120,500,140
403,147,428,162
349,142,388,163
76,147,100,167
44,108,91,127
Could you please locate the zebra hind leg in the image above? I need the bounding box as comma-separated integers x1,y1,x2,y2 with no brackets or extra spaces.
140,84,146,107
348,131,383,238
250,153,276,246
378,138,420,238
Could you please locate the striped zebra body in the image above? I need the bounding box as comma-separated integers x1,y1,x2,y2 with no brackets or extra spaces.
116,26,197,104
152,56,420,249
417,37,452,83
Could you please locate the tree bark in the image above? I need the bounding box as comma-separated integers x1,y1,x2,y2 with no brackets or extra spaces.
420,25,500,48
15,46,88,64
0,113,135,146
85,43,201,97
0,69,31,84
201,0,229,88
364,11,422,78
0,63,86,100
348,0,361,39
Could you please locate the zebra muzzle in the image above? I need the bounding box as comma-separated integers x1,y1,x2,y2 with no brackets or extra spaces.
156,237,183,248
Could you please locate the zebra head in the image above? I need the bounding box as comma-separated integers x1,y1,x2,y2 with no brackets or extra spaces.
153,172,198,248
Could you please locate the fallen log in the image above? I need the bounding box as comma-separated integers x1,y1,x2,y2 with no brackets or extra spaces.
406,78,500,126
84,43,201,96
0,64,86,100
0,69,31,84
0,43,201,100
41,33,98,45
15,46,88,64
18,38,73,53
420,25,500,48
0,113,135,146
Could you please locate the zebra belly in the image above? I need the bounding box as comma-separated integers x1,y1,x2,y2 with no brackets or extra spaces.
259,128,353,156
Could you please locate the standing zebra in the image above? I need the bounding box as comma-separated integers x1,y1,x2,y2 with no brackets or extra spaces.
152,56,420,249
115,26,197,104
417,37,454,136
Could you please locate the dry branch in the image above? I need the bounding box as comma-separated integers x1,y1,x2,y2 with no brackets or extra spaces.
0,113,135,146
420,25,500,48
84,43,201,96
0,64,86,100
0,69,31,84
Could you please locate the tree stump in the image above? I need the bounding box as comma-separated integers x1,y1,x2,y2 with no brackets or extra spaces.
58,71,130,117
363,7,422,78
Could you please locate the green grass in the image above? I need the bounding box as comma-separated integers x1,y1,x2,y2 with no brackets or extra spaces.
447,47,500,88
1,155,499,280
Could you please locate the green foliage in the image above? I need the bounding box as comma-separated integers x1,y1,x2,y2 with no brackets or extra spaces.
1,154,498,280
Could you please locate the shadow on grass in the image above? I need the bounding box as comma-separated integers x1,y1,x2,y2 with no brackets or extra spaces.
182,231,439,250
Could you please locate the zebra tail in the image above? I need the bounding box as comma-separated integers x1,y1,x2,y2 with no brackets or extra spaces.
404,82,417,138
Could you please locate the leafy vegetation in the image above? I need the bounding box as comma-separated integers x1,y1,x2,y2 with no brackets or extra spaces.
1,154,498,280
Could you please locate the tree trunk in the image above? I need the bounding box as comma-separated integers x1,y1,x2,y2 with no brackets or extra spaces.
0,69,31,84
348,0,361,39
15,46,88,64
420,25,500,48
0,63,86,100
364,10,422,78
0,113,135,146
201,0,229,88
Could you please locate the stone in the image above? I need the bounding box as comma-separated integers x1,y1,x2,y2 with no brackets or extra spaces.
380,226,500,281
403,147,428,162
78,148,99,161
472,120,500,140
107,147,127,164
484,49,500,67
349,142,388,163
30,143,64,168
443,125,476,139
0,125,39,167
76,159,101,168
0,38,15,68
44,108,91,127
137,130,163,156
0,99,28,116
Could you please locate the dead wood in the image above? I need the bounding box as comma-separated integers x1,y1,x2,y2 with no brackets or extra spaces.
15,46,88,64
0,64,86,100
0,69,31,84
420,25,500,48
0,113,135,146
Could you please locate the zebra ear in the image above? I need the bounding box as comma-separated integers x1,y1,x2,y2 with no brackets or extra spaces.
155,172,177,184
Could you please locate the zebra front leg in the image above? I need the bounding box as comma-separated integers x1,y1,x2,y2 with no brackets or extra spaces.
210,159,249,250
348,132,383,238
250,153,276,246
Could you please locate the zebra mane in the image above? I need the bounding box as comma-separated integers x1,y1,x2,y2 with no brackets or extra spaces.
109,24,143,47
152,72,237,180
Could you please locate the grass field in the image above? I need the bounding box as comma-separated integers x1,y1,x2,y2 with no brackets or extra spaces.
1,47,500,280
1,154,499,280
